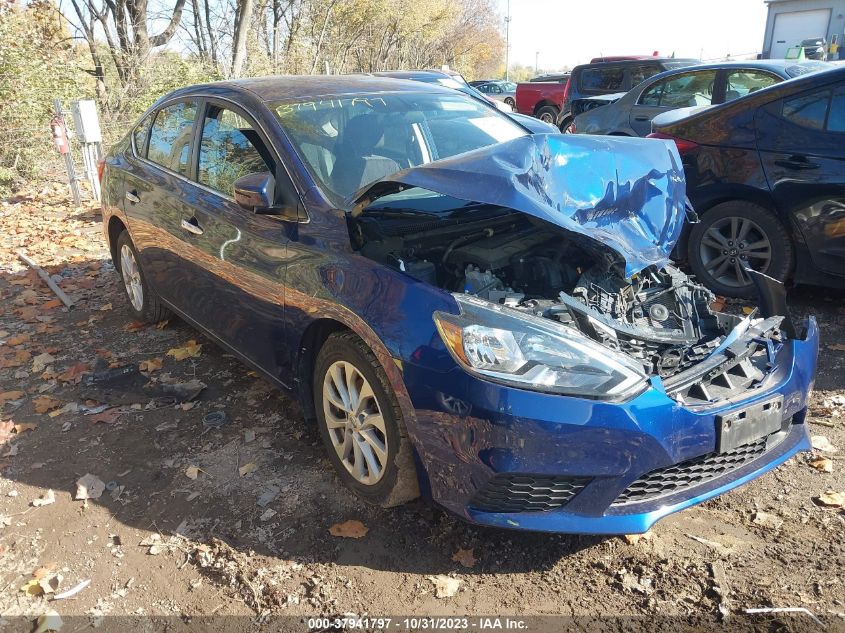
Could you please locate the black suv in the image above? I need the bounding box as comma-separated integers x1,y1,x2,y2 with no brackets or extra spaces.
555,57,698,132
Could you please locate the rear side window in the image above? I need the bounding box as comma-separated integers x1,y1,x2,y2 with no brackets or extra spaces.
725,70,778,101
783,89,829,130
197,106,273,196
639,71,717,107
580,67,625,92
147,101,197,175
629,65,661,86
132,114,152,156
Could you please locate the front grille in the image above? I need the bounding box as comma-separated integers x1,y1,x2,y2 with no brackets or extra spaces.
612,436,771,506
470,474,591,513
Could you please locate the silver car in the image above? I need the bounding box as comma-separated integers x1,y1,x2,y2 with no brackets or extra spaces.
571,60,830,137
475,80,517,109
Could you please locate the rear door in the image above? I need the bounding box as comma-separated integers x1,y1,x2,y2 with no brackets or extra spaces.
122,99,201,313
630,70,717,136
756,82,845,276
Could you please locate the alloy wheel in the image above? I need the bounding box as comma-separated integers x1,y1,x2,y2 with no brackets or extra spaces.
699,216,772,288
120,244,144,311
322,360,388,485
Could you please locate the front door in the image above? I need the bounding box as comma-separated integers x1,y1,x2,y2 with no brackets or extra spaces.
630,70,717,137
757,82,845,277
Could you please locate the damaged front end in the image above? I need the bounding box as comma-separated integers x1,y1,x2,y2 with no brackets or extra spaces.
347,134,802,406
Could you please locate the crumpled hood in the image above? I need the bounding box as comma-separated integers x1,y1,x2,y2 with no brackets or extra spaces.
351,134,687,279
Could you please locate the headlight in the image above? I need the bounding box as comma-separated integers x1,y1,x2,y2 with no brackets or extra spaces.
433,294,648,400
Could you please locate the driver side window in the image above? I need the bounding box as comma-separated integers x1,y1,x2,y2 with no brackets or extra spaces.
197,106,274,197
639,71,716,107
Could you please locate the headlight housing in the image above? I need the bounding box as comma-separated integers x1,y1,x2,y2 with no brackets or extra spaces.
433,294,648,400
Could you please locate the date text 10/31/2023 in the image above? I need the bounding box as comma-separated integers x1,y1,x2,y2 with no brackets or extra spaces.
306,617,529,630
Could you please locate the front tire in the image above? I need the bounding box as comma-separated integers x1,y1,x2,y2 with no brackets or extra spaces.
314,331,419,507
688,201,793,298
115,230,171,323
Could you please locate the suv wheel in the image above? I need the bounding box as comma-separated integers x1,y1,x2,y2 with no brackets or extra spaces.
115,230,171,323
559,116,575,134
505,97,515,108
688,201,793,298
314,331,419,507
536,105,559,124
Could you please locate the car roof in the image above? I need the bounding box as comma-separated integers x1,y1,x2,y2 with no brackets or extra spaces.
163,74,456,103
573,58,698,71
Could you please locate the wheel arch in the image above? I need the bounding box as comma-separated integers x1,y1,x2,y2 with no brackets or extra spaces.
532,99,559,115
107,215,128,268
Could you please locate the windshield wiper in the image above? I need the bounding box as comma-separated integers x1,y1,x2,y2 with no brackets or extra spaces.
360,207,440,219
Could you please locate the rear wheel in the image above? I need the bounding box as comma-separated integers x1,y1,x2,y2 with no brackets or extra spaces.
504,97,515,108
536,105,559,124
115,231,171,323
314,331,419,507
559,116,575,134
688,201,793,298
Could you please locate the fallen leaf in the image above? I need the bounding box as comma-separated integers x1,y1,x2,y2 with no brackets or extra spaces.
75,474,106,500
32,489,56,507
99,303,112,311
622,532,652,545
155,319,170,329
244,429,256,444
32,395,62,414
815,490,845,508
185,466,200,480
8,334,31,346
21,578,44,596
139,357,163,372
31,352,55,373
124,321,146,332
751,510,783,530
14,422,37,433
428,575,462,598
0,390,25,403
741,306,754,315
329,519,369,538
260,508,277,522
89,408,122,424
0,349,31,368
3,443,18,457
38,574,62,594
452,548,476,568
827,343,845,351
809,456,833,473
238,462,258,477
57,362,89,383
166,340,202,361
42,298,62,310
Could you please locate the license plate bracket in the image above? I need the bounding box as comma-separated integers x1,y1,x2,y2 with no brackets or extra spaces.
716,396,784,454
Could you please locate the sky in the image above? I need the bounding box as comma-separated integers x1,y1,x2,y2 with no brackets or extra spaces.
495,0,770,70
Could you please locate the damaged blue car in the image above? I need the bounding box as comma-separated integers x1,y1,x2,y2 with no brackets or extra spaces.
100,76,818,534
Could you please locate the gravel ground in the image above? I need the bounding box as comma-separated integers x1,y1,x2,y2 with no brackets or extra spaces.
1,184,844,632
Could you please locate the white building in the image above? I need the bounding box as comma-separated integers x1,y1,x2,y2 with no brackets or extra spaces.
762,0,845,59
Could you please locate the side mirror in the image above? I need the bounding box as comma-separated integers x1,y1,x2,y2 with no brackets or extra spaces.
233,172,274,211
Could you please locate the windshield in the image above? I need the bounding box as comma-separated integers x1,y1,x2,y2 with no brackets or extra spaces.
272,92,527,204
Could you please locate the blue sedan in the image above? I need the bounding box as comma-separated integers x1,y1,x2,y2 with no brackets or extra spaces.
100,75,817,534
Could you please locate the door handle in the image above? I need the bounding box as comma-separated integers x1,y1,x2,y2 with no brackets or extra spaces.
181,218,204,235
125,190,140,204
634,116,650,121
774,155,819,170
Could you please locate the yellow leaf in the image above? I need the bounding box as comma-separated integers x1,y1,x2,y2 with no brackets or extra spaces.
816,490,845,508
185,466,200,480
328,520,369,538
139,357,163,372
21,578,44,596
32,396,62,414
166,340,202,361
155,319,170,330
99,303,112,311
14,422,37,433
809,456,833,473
238,462,257,477
0,390,25,403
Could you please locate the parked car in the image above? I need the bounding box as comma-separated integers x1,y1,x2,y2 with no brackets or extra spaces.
572,60,830,137
529,72,571,83
370,70,554,133
514,74,570,123
101,75,817,534
468,79,496,87
801,37,828,61
554,57,699,132
475,80,517,108
650,65,845,297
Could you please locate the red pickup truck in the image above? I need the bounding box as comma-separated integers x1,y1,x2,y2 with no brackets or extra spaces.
514,73,571,124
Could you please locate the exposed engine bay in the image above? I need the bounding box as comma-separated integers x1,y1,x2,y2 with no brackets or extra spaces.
350,205,783,390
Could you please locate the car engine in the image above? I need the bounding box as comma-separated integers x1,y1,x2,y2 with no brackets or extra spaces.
351,207,737,378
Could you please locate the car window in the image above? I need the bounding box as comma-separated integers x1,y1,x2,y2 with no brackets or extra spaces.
197,105,273,197
827,85,845,132
725,70,778,101
132,114,153,156
147,101,197,175
490,84,502,93
639,71,716,107
630,65,661,86
580,66,625,92
783,88,830,130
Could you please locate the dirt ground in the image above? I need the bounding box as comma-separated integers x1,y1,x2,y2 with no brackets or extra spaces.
1,183,844,633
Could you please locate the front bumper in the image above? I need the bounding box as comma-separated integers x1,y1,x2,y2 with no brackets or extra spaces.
401,318,818,534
